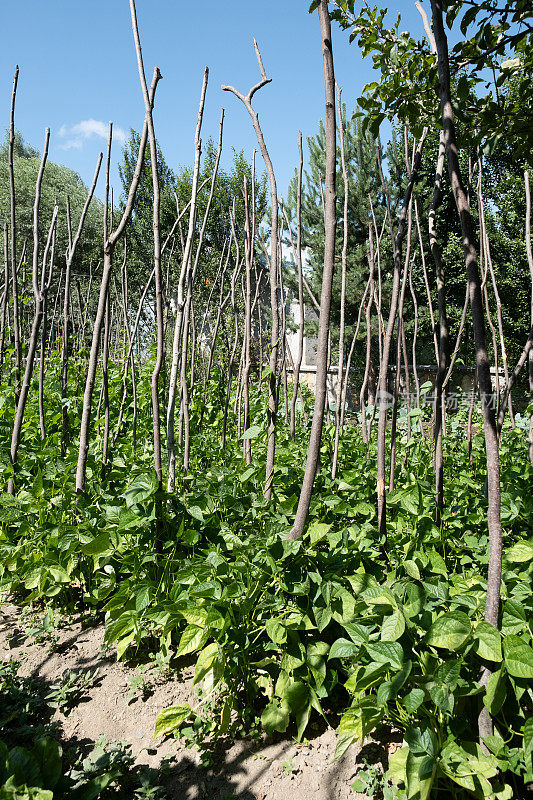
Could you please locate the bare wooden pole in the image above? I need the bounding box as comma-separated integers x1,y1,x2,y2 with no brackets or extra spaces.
76,72,160,494
375,130,427,547
242,175,253,464
289,0,337,540
408,253,421,412
360,227,375,443
223,39,280,500
38,216,56,440
61,155,102,455
332,84,348,480
8,129,52,493
167,67,208,491
129,0,164,493
0,224,9,379
286,133,305,441
8,67,21,393
525,171,533,465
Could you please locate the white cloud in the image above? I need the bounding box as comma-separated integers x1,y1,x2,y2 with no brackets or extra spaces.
58,118,127,150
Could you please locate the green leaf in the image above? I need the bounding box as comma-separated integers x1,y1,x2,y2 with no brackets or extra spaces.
116,631,135,660
429,685,454,715
314,606,332,632
266,618,287,644
176,625,209,657
365,641,404,670
524,717,533,780
33,738,62,789
187,505,204,522
387,745,408,788
483,668,506,715
135,585,151,613
81,533,112,556
506,540,533,563
504,635,533,678
48,565,70,583
405,725,438,757
7,747,41,787
436,659,462,688
329,638,359,659
428,549,447,575
261,699,290,735
284,681,311,741
381,610,405,642
425,611,472,651
334,708,363,761
193,642,223,688
154,704,191,739
242,425,261,439
440,740,498,795
403,688,425,714
240,466,255,483
405,752,436,800
460,5,480,35
473,621,502,662
308,521,332,547
335,700,382,761
32,471,43,497
307,642,329,690
179,608,210,628
404,560,420,580
123,471,158,507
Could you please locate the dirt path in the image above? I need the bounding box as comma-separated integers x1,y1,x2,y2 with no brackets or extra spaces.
0,602,393,799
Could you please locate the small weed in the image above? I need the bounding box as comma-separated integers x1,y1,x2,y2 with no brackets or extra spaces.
283,756,296,776
70,737,165,798
127,667,153,702
351,762,393,799
19,608,64,651
46,667,100,714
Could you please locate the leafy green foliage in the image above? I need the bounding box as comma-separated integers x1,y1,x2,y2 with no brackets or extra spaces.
0,661,164,798
0,129,103,273
0,355,532,798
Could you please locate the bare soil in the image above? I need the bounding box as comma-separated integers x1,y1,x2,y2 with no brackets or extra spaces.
0,602,397,800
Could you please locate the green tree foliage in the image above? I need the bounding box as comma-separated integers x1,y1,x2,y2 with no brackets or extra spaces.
287,106,383,339
118,130,268,304
118,128,178,295
326,1,532,382
0,130,103,276
330,0,533,160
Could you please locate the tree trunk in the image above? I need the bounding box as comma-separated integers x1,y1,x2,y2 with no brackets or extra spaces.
0,225,10,380
430,0,503,743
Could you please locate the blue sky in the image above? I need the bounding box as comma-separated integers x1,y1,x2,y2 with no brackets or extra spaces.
0,1,430,200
